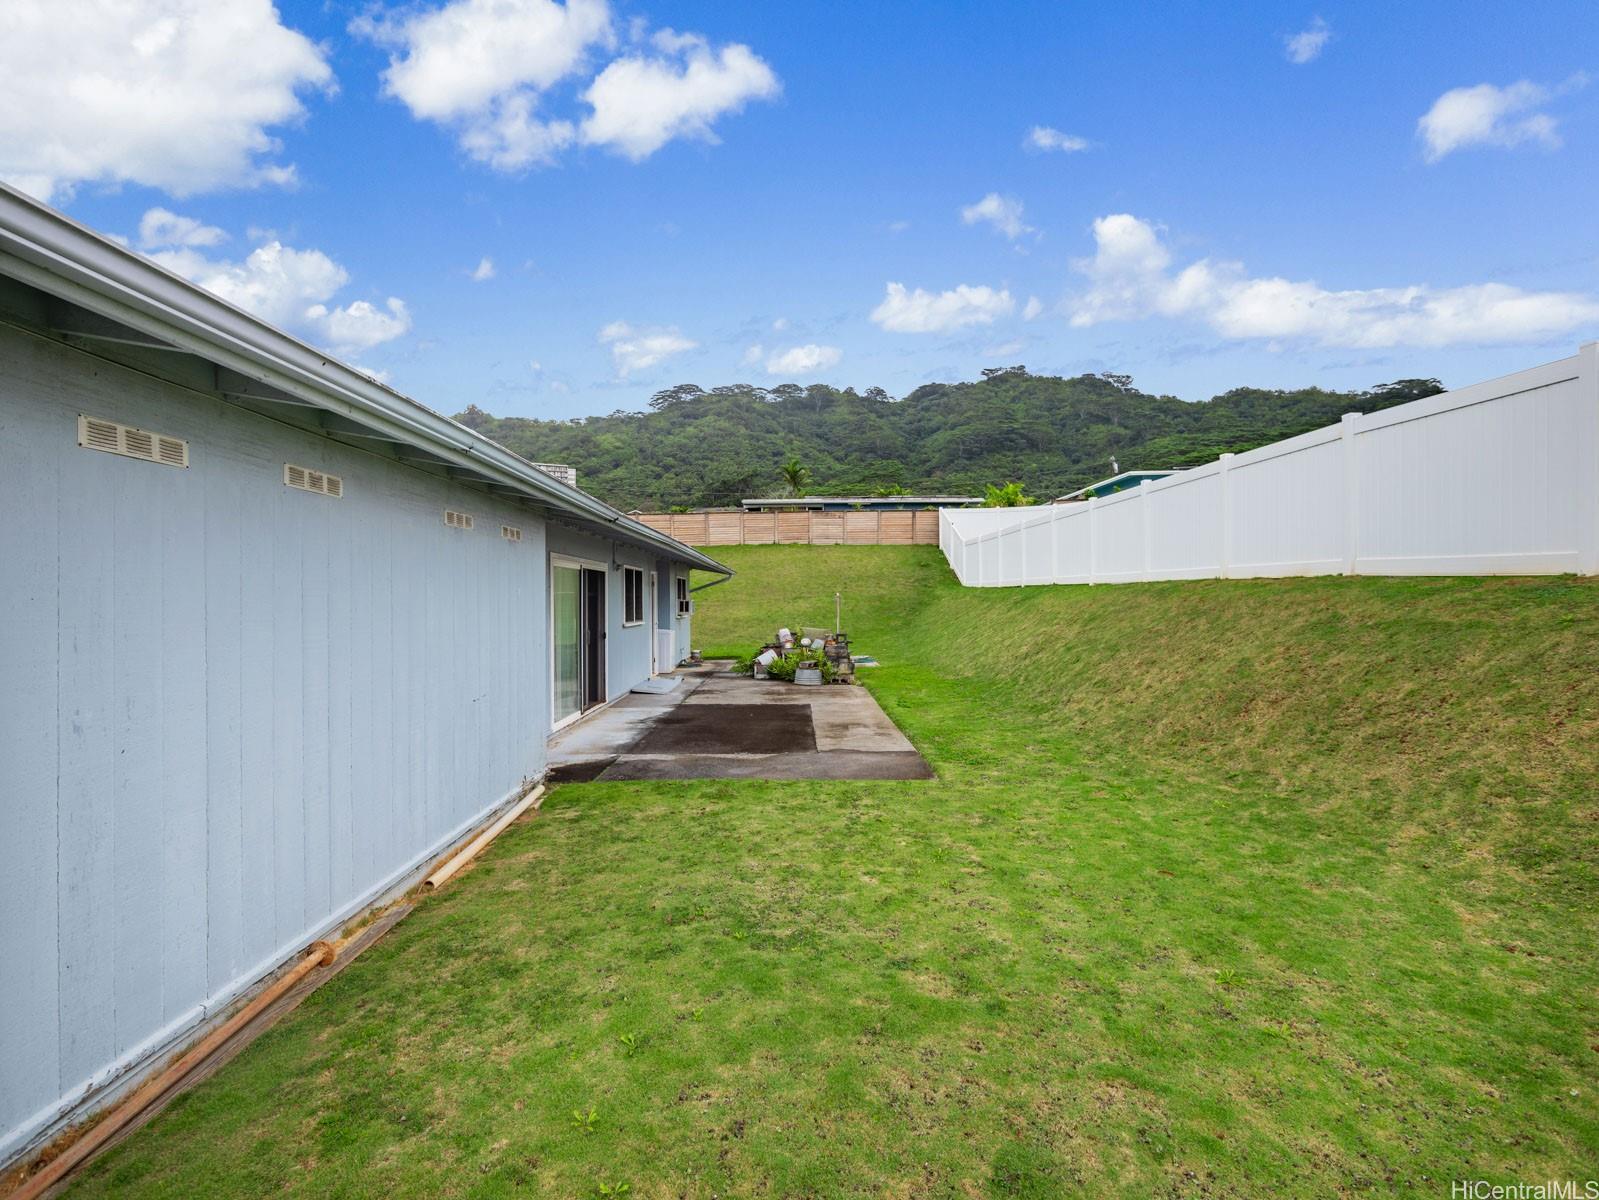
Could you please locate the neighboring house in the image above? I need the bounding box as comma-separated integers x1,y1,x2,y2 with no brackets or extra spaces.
740,495,981,512
0,183,728,1167
1052,470,1176,501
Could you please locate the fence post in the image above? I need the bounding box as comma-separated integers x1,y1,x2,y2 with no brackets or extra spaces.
1050,503,1062,584
1579,342,1599,576
1087,496,1098,585
1017,514,1027,585
1341,412,1360,575
1139,480,1152,582
1218,452,1234,579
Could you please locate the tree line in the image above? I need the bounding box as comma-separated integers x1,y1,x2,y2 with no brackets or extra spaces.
454,370,1443,511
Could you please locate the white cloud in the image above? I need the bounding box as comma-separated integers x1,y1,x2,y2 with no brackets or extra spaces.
1417,79,1578,162
1069,212,1599,348
471,256,496,281
1284,18,1330,64
356,0,609,170
144,211,412,355
457,93,576,169
1025,126,1090,153
1022,296,1044,321
871,282,1015,334
139,207,226,249
305,299,413,354
771,316,790,331
0,0,332,201
960,192,1033,240
764,344,841,376
741,343,764,366
599,320,696,376
580,34,779,160
356,3,776,168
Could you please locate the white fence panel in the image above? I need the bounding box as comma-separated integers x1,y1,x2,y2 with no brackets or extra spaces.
999,527,1025,582
1022,513,1055,585
1355,363,1586,574
938,345,1599,588
1051,504,1094,584
1146,466,1223,579
1228,428,1345,577
1092,492,1145,583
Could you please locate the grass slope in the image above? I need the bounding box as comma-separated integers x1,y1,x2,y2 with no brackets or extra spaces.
69,549,1598,1198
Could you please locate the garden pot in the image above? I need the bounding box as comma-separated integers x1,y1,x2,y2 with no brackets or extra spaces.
794,665,823,686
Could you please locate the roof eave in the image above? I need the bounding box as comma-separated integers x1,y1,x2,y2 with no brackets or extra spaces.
0,183,729,577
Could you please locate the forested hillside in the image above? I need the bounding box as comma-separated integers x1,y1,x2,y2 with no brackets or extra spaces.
455,369,1441,509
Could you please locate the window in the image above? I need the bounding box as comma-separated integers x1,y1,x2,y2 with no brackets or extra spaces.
675,576,691,617
622,566,644,625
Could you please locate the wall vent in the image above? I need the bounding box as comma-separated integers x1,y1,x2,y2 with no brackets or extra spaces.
284,463,344,498
78,414,188,468
501,524,522,542
445,509,475,530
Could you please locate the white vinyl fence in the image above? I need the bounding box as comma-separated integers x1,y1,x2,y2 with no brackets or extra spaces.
941,344,1599,587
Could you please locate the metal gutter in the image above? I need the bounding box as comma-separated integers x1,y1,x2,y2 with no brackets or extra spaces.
0,182,730,578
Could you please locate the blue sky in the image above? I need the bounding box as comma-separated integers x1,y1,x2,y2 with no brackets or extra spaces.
4,0,1598,417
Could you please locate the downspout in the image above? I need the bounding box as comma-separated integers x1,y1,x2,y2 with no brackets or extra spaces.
690,573,732,594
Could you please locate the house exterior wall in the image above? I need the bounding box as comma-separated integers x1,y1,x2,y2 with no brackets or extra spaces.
0,324,559,1162
664,560,693,660
546,523,658,703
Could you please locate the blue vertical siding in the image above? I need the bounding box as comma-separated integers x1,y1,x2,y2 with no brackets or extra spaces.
0,325,560,1161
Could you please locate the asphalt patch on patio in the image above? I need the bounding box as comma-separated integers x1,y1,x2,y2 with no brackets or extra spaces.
629,703,816,755
546,758,616,784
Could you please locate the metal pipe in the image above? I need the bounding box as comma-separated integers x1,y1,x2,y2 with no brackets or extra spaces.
10,941,337,1200
689,573,730,595
423,784,545,891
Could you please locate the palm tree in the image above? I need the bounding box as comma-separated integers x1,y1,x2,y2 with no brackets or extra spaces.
781,456,810,497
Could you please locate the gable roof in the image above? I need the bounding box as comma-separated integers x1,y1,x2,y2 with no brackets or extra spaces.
0,182,730,577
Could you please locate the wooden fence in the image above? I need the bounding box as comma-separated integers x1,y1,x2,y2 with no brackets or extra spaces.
635,509,943,547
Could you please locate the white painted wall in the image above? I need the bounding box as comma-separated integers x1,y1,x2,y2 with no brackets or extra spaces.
941,346,1599,587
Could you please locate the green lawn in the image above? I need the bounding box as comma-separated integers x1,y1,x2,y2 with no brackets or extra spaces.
70,547,1598,1198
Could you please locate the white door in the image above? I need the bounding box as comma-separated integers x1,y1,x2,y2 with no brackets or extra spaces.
649,571,659,674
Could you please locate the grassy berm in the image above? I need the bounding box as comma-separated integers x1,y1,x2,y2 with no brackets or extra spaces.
69,547,1598,1199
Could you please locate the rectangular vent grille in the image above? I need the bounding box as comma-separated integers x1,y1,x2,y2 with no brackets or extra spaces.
78,414,188,468
501,525,522,542
284,463,343,498
445,509,474,530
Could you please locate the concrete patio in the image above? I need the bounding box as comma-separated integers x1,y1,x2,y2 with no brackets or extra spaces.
547,662,934,782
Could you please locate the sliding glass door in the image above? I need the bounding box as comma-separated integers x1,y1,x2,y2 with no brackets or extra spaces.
552,563,581,725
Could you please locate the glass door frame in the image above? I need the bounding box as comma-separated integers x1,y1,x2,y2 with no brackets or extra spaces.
549,552,610,731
